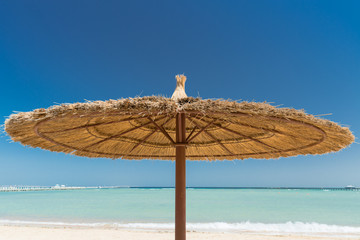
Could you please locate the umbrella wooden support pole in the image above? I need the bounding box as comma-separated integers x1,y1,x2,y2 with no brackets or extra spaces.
175,113,186,240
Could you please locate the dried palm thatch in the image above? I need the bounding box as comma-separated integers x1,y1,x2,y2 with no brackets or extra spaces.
4,75,354,160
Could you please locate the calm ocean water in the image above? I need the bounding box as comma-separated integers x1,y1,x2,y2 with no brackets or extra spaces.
0,188,360,235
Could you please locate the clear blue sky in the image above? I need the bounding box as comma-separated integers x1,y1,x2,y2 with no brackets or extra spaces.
0,0,359,187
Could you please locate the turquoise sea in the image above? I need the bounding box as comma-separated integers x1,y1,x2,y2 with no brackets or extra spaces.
0,188,360,236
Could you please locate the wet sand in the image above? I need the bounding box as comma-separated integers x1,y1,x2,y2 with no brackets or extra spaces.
0,225,358,240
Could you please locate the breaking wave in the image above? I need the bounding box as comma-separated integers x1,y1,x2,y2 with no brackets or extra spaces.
1,219,360,235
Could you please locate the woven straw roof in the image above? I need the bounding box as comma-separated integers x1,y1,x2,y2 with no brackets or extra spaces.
5,95,354,160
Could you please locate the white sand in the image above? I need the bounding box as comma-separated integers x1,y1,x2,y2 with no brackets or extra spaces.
0,225,358,240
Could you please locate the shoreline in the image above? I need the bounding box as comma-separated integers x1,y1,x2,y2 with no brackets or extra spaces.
0,225,359,240
0,219,360,239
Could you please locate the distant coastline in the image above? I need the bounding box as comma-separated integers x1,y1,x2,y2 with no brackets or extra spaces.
0,185,98,192
0,185,358,192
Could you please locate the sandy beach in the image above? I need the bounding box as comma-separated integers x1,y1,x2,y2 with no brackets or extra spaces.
0,225,358,240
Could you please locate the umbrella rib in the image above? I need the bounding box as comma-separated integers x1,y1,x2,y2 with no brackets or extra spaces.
129,129,158,152
147,117,175,144
186,118,215,143
192,116,280,151
205,130,234,156
130,116,174,152
41,115,149,134
188,117,234,155
188,111,326,142
195,114,307,140
81,115,168,150
185,126,197,142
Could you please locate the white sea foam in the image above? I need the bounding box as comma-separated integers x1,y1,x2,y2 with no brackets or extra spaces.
1,219,360,235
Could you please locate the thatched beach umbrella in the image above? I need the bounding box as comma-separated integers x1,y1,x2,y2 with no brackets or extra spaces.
5,75,354,240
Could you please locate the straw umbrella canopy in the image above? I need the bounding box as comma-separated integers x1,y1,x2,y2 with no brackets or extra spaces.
5,74,354,240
